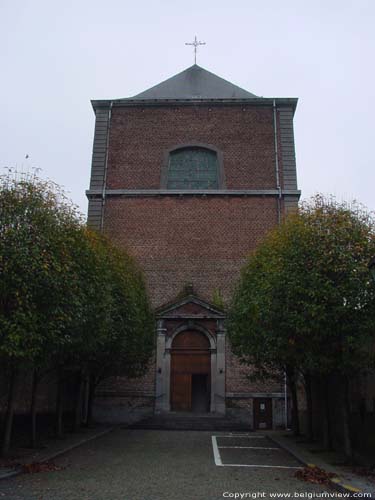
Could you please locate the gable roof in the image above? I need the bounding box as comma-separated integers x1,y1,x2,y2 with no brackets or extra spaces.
122,64,258,101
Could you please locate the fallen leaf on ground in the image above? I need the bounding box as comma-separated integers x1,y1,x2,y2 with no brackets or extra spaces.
350,467,375,482
22,462,63,474
0,460,18,468
295,466,337,484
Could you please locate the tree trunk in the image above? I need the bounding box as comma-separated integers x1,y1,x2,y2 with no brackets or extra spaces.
304,372,314,441
290,380,300,436
85,374,97,428
322,377,332,450
341,375,353,461
286,368,300,436
82,374,89,425
30,369,40,448
73,371,84,432
1,365,18,457
55,366,64,439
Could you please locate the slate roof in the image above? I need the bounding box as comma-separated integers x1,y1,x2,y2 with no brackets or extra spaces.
121,64,258,101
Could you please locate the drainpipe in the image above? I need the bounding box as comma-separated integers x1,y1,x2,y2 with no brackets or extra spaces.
275,103,288,428
100,100,113,232
273,99,282,224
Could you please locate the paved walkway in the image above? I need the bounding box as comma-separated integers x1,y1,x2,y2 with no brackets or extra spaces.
0,425,113,480
268,431,375,497
0,429,330,500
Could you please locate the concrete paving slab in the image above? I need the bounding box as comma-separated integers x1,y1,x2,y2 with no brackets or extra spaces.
219,447,302,468
216,436,271,447
0,429,331,500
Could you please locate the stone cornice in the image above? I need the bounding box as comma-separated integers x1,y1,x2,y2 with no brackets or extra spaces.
91,97,298,112
227,392,285,398
86,189,301,199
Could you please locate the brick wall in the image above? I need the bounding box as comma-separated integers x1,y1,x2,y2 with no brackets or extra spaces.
106,105,279,190
94,102,290,417
104,196,278,308
97,355,156,397
225,339,284,394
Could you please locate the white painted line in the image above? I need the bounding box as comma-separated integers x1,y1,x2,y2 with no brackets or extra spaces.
220,464,303,469
218,446,281,450
227,433,261,436
228,433,264,437
212,435,302,469
217,435,266,439
211,436,223,466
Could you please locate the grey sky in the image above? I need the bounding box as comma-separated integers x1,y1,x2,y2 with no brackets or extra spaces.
1,0,374,214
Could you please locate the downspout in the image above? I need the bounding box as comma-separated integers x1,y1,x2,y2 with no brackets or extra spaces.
273,99,282,224
100,100,113,232
274,100,287,426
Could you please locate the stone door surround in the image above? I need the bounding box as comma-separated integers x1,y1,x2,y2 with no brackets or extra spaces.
154,295,226,414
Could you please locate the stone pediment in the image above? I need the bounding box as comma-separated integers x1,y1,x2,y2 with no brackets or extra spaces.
156,295,226,320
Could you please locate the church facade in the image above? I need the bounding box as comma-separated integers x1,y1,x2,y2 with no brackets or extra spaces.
86,65,300,429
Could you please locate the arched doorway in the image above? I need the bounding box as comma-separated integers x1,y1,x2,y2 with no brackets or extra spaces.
170,330,211,412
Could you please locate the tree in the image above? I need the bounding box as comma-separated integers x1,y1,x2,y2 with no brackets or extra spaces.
55,230,154,430
85,236,154,426
229,195,375,456
52,227,114,435
0,170,154,451
0,171,83,454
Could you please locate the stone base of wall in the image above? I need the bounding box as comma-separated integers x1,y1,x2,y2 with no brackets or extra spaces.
273,398,288,429
92,393,289,429
226,396,287,429
93,396,154,425
226,407,252,426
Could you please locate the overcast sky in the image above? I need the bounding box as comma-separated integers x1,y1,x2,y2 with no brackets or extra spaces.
1,0,374,215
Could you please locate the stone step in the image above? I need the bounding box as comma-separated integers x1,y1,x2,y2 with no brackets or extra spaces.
125,414,251,432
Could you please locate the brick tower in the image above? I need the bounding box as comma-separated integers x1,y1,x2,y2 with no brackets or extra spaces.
86,64,299,428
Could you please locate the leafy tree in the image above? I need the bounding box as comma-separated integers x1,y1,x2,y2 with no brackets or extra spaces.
212,288,225,311
229,195,375,456
49,225,113,436
0,170,154,451
0,171,82,454
85,236,154,426
55,230,154,431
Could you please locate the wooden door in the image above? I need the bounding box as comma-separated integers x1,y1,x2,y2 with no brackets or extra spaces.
171,374,191,411
253,398,273,430
170,330,210,412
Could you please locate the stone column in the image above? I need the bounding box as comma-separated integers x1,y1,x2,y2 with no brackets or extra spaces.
272,398,277,430
164,347,171,411
210,347,217,413
155,320,167,413
215,320,226,414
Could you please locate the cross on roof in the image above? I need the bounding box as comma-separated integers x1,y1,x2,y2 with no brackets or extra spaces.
185,36,206,64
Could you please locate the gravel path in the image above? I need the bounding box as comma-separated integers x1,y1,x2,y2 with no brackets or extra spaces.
0,429,330,500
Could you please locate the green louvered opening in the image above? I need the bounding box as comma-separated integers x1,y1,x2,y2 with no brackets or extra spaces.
167,148,218,189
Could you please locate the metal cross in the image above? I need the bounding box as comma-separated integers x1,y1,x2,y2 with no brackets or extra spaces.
185,36,206,64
